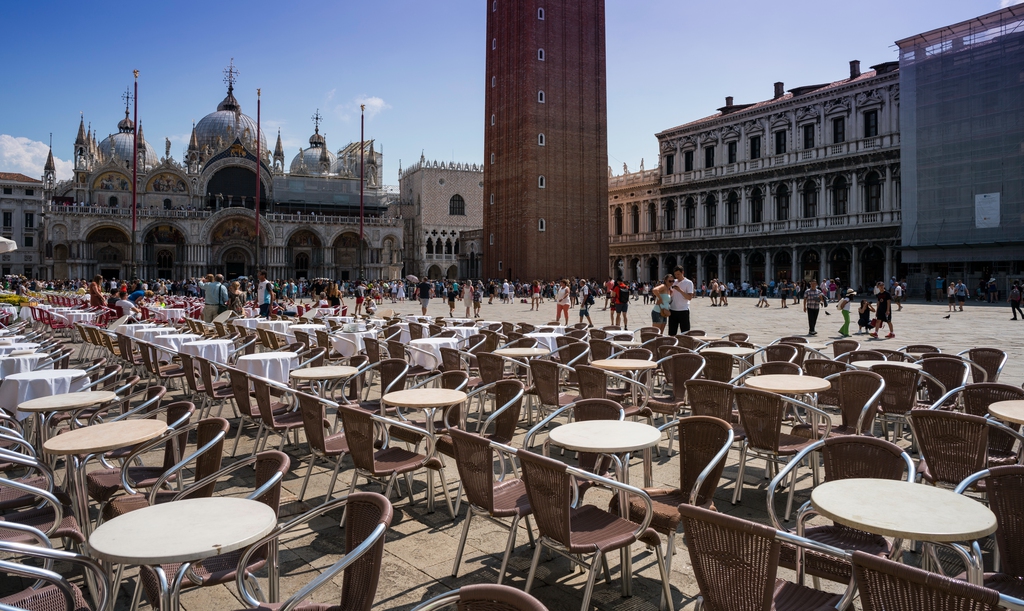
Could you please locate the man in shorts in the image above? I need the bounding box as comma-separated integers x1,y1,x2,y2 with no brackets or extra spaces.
416,279,432,315
613,279,630,329
603,278,615,311
354,281,366,316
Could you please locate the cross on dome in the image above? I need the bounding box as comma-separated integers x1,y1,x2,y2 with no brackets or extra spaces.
312,109,323,133
223,58,239,92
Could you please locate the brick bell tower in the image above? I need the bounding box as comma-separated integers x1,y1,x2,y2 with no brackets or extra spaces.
482,0,609,281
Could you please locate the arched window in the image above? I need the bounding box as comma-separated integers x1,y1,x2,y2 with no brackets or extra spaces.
537,49,545,61
454,239,460,254
647,204,657,232
162,198,172,210
802,180,817,218
108,196,118,207
444,239,453,255
865,172,881,212
537,133,545,146
614,208,623,235
537,7,544,19
684,197,696,229
490,153,495,164
537,90,545,103
727,191,739,225
750,188,764,223
832,176,848,215
665,200,676,231
538,175,546,188
631,205,640,233
449,194,466,216
704,195,717,227
491,76,496,88
538,218,546,232
775,184,790,221
492,38,496,50
491,114,495,125
156,250,173,275
425,238,434,255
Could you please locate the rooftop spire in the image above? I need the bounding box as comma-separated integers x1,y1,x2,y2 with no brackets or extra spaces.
273,128,284,160
188,121,199,152
75,113,87,145
44,133,55,173
217,59,241,112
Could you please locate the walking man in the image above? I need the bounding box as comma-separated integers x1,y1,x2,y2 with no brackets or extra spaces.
257,270,273,318
1010,281,1023,320
803,279,823,336
203,274,226,322
667,266,694,336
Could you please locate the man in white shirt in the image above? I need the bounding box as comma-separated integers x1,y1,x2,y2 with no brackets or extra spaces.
668,266,695,336
257,270,274,318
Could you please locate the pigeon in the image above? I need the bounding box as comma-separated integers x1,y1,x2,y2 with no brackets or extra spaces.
943,314,951,319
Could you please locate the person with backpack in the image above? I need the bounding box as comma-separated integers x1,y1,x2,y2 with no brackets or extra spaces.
579,283,595,327
1010,280,1023,321
613,278,630,329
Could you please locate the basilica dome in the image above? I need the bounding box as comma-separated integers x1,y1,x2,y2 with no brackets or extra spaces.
289,127,335,175
193,86,268,155
97,111,159,171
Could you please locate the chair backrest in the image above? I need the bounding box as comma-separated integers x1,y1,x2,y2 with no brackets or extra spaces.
678,503,780,611
983,466,1024,579
872,364,920,417
779,336,807,344
449,428,497,512
705,340,738,349
478,352,506,385
337,404,378,473
486,380,525,444
160,401,196,468
414,584,548,611
830,339,860,359
179,417,230,499
921,357,970,405
838,350,886,364
179,353,202,394
803,359,847,380
852,551,1002,611
901,344,940,355
833,370,883,432
528,359,562,406
757,362,801,376
574,365,608,400
296,393,330,455
408,323,424,341
965,348,1007,383
734,388,787,454
820,436,909,482
678,416,733,507
571,398,623,423
763,344,798,363
588,339,615,361
439,347,464,373
250,377,281,427
377,358,409,398
617,348,653,361
909,409,988,486
588,328,607,340
728,332,749,342
702,351,735,383
364,336,382,365
685,379,735,422
339,492,394,611
252,450,291,513
228,368,257,416
873,349,909,362
516,449,571,547
664,353,705,397
962,384,1024,457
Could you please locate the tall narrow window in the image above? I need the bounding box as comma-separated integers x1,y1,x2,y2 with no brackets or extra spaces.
750,188,764,223
492,1,496,11
614,208,623,235
704,195,717,227
664,154,674,175
774,130,787,155
832,117,845,143
683,151,694,172
537,49,545,61
537,133,545,146
684,198,696,229
537,90,545,103
863,110,878,137
631,205,640,233
665,200,676,230
490,193,494,205
865,172,881,211
426,238,434,255
750,135,761,159
727,191,739,225
449,194,466,216
538,218,546,232
489,233,494,245
491,76,496,88
775,185,790,220
538,175,546,188
832,177,848,215
490,153,495,164
492,38,496,50
802,180,818,217
704,146,715,168
490,114,495,125
727,142,737,164
537,7,544,19
803,124,815,149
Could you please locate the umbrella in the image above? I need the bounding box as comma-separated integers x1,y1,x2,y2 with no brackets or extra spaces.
406,274,419,284
0,237,17,254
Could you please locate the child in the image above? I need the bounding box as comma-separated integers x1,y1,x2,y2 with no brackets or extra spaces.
857,299,875,334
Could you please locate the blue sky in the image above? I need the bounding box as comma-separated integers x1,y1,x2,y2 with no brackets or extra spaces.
0,0,1011,183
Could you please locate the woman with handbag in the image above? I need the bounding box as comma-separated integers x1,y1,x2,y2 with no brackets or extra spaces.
650,274,673,334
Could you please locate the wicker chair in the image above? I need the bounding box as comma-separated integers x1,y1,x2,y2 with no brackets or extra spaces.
899,343,940,356
516,449,672,611
353,358,409,415
575,364,652,425
828,339,860,359
920,357,969,408
411,585,546,611
251,377,305,452
791,370,884,439
871,363,925,442
733,388,831,519
678,504,848,611
526,358,576,424
449,429,535,584
648,353,705,425
769,436,914,587
836,350,886,364
588,338,617,361
956,465,1024,599
962,383,1024,466
296,393,349,502
958,347,1007,383
909,409,990,490
762,343,799,363
0,542,109,611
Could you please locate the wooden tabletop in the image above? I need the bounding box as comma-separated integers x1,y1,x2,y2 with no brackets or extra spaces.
493,347,550,358
702,346,757,357
382,388,468,409
19,390,118,413
592,358,658,371
852,360,923,371
744,374,831,394
988,400,1024,426
811,478,996,542
290,365,359,380
549,420,662,453
89,497,277,565
43,419,167,455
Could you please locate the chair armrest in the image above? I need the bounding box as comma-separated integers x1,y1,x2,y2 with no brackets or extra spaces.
477,386,526,435
925,382,963,409
687,427,734,506
523,404,576,451
148,427,228,504
0,477,65,535
0,541,109,611
565,462,655,537
766,439,825,531
120,424,197,495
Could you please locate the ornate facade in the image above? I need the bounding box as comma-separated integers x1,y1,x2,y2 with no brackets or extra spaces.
610,60,902,293
42,63,401,282
0,172,45,277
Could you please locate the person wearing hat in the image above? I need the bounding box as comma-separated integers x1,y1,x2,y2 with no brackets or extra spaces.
836,288,855,337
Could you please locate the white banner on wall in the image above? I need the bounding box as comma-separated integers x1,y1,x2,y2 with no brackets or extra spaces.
975,193,1000,228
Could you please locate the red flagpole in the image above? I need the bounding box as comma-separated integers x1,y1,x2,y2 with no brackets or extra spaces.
255,89,261,275
359,104,365,280
131,69,139,280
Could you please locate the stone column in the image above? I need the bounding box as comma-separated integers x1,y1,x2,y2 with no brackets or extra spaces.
821,246,829,283
765,250,774,283
791,246,799,282
851,244,860,292
850,172,860,215
740,252,748,285
884,245,893,284
716,252,724,282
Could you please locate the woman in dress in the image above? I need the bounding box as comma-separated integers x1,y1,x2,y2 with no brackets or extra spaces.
396,281,406,302
650,274,673,333
462,281,474,318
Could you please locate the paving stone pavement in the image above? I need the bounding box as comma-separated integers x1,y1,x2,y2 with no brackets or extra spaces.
9,295,1017,610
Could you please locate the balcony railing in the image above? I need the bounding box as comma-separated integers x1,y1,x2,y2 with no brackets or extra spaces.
608,209,901,244
42,204,401,226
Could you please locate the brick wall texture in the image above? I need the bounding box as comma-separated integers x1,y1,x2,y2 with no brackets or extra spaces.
482,0,609,281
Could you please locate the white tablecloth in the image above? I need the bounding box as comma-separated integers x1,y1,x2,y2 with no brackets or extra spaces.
19,306,46,321
2,369,88,420
0,304,17,318
115,323,157,338
445,318,475,325
53,310,97,325
180,339,234,365
0,343,39,356
331,330,378,357
244,307,259,318
153,333,202,361
397,322,428,343
236,352,298,385
152,308,186,323
409,338,457,370
256,320,293,334
233,318,262,330
0,354,49,379
444,326,477,340
526,332,561,352
285,324,326,342
325,316,354,325
534,325,567,335
134,327,178,342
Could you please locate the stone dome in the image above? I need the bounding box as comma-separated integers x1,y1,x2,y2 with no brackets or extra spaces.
289,128,335,175
97,111,159,171
193,86,268,155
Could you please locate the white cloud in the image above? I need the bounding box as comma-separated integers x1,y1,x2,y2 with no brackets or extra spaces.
332,95,391,122
1001,0,1024,7
0,135,73,181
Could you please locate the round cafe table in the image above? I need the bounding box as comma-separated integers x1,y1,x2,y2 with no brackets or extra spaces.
133,327,178,342
152,308,186,323
115,323,157,338
152,333,202,361
851,360,923,371
988,400,1024,426
592,358,657,406
811,478,996,584
2,369,89,420
409,338,459,370
89,497,277,611
256,320,293,335
0,353,49,379
232,318,262,330
547,420,662,596
525,332,560,353
44,419,168,538
291,365,359,399
179,339,234,365
383,388,467,514
236,352,298,385
701,346,757,357
0,343,39,357
331,330,377,357
743,374,830,395
493,347,550,359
